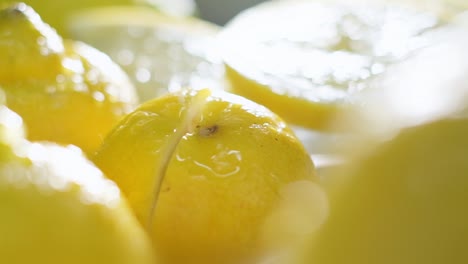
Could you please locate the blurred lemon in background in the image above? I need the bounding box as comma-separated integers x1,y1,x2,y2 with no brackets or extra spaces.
301,27,468,264
219,0,447,131
0,0,197,36
302,116,468,264
69,6,225,102
0,3,138,154
93,89,327,264
0,105,155,264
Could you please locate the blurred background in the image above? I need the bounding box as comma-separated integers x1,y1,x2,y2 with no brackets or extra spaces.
195,0,266,25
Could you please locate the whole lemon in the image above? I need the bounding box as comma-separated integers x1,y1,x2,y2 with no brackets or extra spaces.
302,117,468,264
0,3,138,155
93,89,327,264
302,34,468,264
0,105,155,264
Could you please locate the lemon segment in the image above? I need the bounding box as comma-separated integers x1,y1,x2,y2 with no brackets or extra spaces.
93,89,325,264
219,0,445,130
69,6,225,102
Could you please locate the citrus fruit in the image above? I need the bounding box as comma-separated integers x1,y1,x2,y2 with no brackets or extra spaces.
0,3,138,155
0,105,155,264
0,0,197,36
332,26,468,137
92,88,327,264
301,31,468,264
219,0,446,130
302,116,468,264
69,6,225,102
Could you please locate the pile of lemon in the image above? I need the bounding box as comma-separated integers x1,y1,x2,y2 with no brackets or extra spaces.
1,1,468,264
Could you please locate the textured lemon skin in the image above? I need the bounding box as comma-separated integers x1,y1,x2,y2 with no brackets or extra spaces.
0,41,137,154
93,90,318,264
303,118,468,264
0,142,155,264
0,4,137,154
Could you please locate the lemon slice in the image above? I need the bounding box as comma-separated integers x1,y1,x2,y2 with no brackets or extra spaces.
68,6,225,102
219,0,446,130
135,0,197,17
0,0,197,36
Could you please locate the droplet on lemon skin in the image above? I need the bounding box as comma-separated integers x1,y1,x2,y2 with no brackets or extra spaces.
302,117,468,264
0,2,64,82
93,89,326,264
0,106,155,264
0,3,138,155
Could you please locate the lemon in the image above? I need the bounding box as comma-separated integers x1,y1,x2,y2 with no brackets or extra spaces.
0,3,138,155
0,105,155,264
302,116,468,264
0,0,197,36
68,6,225,102
93,89,327,264
219,0,446,130
300,30,468,264
331,25,468,138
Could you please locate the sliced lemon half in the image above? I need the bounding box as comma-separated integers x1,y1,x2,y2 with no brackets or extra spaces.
219,0,447,130
68,6,225,102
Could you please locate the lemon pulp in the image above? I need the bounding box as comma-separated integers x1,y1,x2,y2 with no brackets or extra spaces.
69,6,225,102
219,0,445,130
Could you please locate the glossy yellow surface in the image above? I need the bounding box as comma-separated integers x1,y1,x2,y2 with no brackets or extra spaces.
0,3,138,154
93,89,326,264
219,0,444,130
0,106,155,264
302,117,468,264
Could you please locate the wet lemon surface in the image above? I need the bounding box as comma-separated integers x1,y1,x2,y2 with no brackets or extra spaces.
93,89,327,264
0,3,138,154
0,104,155,264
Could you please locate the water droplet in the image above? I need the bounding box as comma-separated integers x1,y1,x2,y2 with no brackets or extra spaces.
85,69,100,85
45,86,56,93
55,74,65,83
179,145,243,178
92,91,105,102
39,47,49,56
117,49,135,66
74,83,87,92
135,68,151,83
36,36,46,46
62,58,85,74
